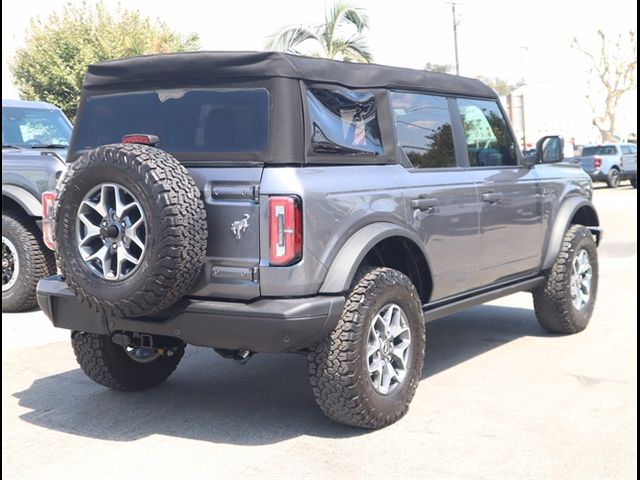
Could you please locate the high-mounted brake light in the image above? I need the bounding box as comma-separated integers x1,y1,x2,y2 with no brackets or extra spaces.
269,196,302,266
42,191,57,250
594,156,602,169
122,134,159,146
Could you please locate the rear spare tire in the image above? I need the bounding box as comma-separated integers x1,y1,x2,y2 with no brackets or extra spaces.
55,144,207,317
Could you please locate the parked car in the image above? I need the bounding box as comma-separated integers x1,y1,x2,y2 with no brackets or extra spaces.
37,52,601,429
574,143,637,188
2,99,70,311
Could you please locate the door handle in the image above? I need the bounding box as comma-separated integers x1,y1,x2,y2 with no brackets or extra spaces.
481,191,504,204
411,197,438,211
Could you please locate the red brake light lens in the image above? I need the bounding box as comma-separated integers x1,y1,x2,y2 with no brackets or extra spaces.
269,196,302,266
42,191,57,250
594,156,602,169
122,134,159,145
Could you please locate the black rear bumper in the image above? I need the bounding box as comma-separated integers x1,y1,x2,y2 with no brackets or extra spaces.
37,277,345,353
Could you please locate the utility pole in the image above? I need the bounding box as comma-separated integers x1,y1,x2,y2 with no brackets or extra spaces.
450,2,460,75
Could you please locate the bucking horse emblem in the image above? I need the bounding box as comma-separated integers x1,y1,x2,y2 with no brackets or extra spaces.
231,214,250,240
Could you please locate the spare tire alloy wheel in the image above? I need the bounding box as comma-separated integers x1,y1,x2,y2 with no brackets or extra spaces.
55,143,208,317
76,183,147,281
2,236,19,292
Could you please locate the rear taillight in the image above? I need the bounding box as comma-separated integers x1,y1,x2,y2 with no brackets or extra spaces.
42,191,57,250
269,196,302,266
594,156,602,169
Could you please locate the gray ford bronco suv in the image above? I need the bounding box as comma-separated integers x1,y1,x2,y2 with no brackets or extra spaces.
37,52,601,429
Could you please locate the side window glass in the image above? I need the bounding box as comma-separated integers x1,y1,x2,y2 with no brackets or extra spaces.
621,145,631,154
630,145,637,154
390,92,455,168
456,98,518,167
307,86,383,156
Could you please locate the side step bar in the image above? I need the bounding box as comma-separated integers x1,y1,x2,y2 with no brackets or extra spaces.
422,276,545,322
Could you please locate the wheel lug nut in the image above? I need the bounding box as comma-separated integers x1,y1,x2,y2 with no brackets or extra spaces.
121,222,126,227
112,243,117,249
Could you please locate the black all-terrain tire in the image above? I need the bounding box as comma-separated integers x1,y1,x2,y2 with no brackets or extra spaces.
2,210,56,312
308,267,426,429
72,332,185,391
606,168,621,188
55,144,208,317
533,225,598,334
631,177,637,189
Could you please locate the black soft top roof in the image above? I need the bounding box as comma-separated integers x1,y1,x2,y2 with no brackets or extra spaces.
83,51,496,98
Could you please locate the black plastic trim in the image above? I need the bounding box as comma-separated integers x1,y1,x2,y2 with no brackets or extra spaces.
37,277,344,353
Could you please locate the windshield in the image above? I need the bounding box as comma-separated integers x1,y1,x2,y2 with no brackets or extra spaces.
582,145,619,156
72,89,269,155
2,106,72,148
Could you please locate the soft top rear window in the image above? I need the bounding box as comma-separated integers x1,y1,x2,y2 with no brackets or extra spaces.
73,89,269,154
582,145,618,156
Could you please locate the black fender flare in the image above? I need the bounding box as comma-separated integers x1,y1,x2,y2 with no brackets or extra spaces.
542,197,600,270
319,222,431,294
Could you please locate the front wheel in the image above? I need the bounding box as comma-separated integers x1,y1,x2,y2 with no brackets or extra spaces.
533,225,598,334
308,267,426,429
72,332,185,391
630,177,637,189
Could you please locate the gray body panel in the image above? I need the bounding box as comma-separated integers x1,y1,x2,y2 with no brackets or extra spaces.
2,149,66,217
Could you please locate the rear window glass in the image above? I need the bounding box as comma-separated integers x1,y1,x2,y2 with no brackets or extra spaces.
73,89,269,154
307,86,383,156
582,145,618,156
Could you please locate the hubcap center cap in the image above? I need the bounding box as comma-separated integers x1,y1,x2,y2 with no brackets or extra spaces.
100,224,120,239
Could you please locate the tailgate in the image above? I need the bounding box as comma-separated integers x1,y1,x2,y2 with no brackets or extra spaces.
578,156,597,173
187,167,263,300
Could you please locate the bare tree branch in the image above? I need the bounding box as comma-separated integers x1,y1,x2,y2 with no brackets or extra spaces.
573,30,637,142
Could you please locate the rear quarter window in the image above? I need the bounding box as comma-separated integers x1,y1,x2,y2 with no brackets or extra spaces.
73,89,269,154
306,86,383,156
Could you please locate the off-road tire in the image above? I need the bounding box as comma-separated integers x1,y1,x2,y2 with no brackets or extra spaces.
533,225,598,334
72,332,185,391
606,168,621,188
308,267,426,429
55,144,208,317
2,210,55,312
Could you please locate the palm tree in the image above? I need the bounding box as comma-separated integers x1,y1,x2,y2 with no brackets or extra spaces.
267,2,373,63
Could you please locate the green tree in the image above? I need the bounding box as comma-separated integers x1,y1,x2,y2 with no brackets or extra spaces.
424,62,453,73
476,76,526,96
572,30,637,142
10,1,199,119
267,1,372,62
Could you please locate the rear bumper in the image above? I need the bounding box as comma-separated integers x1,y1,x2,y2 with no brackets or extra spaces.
37,277,345,353
587,171,608,182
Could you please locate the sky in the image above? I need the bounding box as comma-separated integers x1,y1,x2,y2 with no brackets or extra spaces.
2,0,637,144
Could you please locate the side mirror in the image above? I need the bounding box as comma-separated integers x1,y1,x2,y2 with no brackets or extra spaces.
536,135,564,163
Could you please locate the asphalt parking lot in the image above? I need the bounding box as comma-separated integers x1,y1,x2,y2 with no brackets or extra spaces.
2,185,637,480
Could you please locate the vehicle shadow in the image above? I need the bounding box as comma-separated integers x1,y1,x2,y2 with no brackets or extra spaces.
14,304,548,445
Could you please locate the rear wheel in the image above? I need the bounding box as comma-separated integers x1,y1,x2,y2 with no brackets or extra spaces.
630,177,637,189
308,267,426,429
72,332,185,391
2,210,55,312
606,168,621,188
